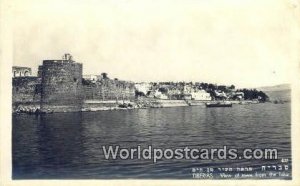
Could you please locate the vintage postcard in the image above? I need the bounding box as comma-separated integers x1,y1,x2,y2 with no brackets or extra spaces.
1,0,300,185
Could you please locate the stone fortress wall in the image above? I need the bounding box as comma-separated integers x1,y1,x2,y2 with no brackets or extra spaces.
12,54,136,113
12,77,41,111
82,78,135,101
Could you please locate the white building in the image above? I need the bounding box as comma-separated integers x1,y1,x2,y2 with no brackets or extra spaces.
135,83,151,95
154,90,168,99
183,85,193,94
83,75,100,83
233,91,244,100
214,90,227,99
191,90,212,101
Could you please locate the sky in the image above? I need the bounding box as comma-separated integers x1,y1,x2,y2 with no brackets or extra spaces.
12,0,300,88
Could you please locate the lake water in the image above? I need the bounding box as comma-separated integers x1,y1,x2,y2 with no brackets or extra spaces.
13,103,291,179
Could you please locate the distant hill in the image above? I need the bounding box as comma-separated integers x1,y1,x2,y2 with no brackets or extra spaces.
257,84,291,102
257,84,290,92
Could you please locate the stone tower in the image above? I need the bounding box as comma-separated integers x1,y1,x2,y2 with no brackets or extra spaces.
40,54,83,112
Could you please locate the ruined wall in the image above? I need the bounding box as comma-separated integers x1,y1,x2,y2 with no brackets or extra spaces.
12,66,32,77
83,79,135,101
37,65,43,78
41,60,83,112
12,77,41,110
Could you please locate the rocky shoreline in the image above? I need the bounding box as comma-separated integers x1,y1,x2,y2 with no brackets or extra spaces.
13,98,267,114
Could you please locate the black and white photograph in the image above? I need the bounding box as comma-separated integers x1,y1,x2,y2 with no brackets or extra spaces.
1,0,300,185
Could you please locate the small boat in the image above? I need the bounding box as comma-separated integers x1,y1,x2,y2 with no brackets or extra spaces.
206,101,232,108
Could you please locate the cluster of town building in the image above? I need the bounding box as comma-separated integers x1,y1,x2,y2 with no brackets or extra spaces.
134,82,245,101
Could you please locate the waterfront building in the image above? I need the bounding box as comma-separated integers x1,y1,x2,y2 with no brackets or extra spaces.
135,83,151,96
214,90,228,100
231,91,244,100
191,90,212,101
154,90,168,100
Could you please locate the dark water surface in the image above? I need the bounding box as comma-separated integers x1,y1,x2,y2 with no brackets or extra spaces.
13,103,291,179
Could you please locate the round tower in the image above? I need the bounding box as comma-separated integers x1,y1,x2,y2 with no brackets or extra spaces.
40,54,83,112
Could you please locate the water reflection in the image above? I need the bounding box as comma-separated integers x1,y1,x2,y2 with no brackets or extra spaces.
13,103,291,179
37,113,85,167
